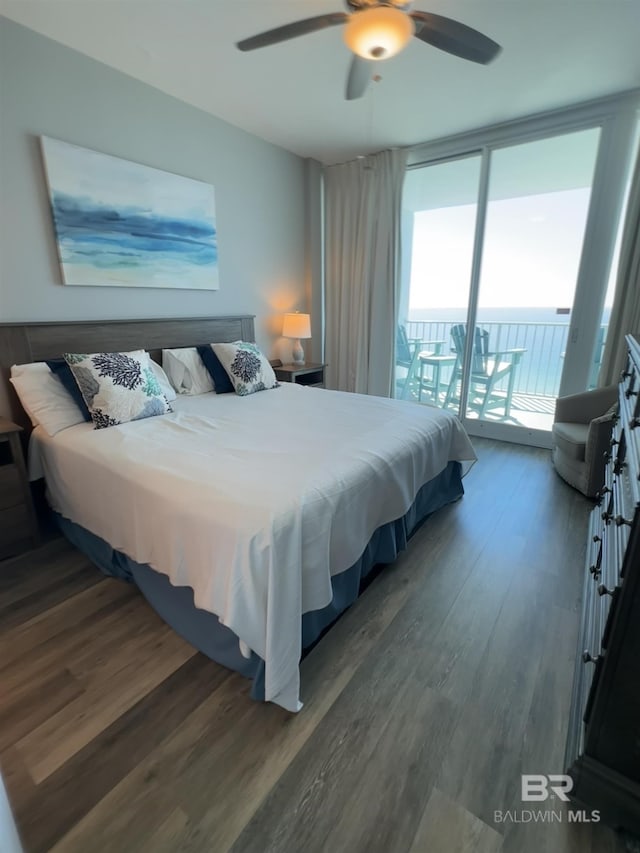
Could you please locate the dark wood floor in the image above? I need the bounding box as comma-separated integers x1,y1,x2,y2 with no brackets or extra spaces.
0,439,634,852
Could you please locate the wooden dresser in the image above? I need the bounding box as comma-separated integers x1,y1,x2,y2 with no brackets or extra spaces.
565,334,640,833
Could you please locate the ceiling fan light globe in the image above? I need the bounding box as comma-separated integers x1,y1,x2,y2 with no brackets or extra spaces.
343,7,415,61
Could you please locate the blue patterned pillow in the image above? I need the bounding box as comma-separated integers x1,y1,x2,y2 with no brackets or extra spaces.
64,350,173,429
210,342,279,396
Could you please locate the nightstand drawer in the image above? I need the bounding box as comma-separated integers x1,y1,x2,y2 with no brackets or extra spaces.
273,362,327,387
295,369,324,387
0,465,22,511
0,503,31,559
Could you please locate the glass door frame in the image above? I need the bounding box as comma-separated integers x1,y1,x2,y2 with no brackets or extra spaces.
406,91,640,448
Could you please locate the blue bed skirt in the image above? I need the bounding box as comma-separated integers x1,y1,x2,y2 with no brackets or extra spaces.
54,460,463,702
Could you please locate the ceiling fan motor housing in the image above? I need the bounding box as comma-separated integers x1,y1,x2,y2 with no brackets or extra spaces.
344,3,415,60
346,0,414,12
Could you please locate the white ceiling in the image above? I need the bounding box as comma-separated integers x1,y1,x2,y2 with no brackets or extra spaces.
2,0,640,165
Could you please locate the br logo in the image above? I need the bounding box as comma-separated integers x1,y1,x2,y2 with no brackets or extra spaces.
521,775,574,802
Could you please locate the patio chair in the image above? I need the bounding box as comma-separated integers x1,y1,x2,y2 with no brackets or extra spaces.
396,325,423,400
443,324,526,419
396,326,446,400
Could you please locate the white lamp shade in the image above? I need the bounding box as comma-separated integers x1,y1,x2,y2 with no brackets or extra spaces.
282,312,311,339
343,7,415,61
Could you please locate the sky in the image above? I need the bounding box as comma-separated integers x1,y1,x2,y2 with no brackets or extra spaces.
407,187,594,312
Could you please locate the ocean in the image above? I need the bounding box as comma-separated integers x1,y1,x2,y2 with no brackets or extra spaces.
405,306,610,395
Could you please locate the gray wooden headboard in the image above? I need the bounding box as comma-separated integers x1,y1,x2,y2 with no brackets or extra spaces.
0,315,255,431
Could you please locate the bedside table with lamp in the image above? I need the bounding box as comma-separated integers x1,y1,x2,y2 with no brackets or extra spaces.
277,312,326,387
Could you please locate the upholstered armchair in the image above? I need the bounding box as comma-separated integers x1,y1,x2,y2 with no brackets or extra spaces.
551,385,618,497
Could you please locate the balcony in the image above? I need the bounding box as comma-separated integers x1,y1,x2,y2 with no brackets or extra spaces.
399,320,606,431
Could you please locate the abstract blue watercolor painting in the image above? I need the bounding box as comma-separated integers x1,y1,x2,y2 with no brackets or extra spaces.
40,137,219,289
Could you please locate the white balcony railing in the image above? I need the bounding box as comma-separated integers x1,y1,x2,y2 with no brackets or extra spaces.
404,320,607,398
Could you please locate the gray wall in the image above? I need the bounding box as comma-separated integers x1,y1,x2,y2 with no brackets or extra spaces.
0,18,309,355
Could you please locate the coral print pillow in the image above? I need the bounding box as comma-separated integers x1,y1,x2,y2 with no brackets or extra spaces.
64,350,173,429
210,341,279,396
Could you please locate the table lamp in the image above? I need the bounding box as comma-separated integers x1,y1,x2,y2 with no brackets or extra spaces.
282,312,311,365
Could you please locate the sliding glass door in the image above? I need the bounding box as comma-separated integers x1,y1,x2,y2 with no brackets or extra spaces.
466,129,600,431
399,99,638,446
398,156,480,405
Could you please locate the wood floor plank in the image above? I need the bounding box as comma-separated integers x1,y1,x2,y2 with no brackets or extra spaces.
64,594,180,680
519,604,581,777
319,689,458,853
1,590,152,697
409,787,503,853
0,667,84,752
0,578,135,667
228,670,456,853
138,807,191,853
0,562,101,632
0,541,101,627
49,674,258,853
16,624,196,783
14,655,229,853
415,529,521,705
0,538,82,598
0,748,36,815
434,561,567,828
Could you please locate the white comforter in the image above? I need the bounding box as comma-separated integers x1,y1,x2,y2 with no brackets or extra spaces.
31,384,476,711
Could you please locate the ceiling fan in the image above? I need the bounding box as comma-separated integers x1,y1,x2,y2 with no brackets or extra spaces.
236,0,501,101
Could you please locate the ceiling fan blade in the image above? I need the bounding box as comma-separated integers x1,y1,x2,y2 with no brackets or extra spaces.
346,56,374,101
410,12,501,64
237,13,347,51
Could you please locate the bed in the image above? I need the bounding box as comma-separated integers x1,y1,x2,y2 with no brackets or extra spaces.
0,316,476,711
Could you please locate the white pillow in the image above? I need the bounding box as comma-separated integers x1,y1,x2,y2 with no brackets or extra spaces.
162,347,215,395
64,350,173,429
148,359,176,402
210,341,279,396
10,362,86,436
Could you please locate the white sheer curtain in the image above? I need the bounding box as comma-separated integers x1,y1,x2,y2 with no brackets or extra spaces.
324,148,407,395
599,145,640,385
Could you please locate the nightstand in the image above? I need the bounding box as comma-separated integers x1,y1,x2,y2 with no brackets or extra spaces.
273,362,326,387
0,418,40,559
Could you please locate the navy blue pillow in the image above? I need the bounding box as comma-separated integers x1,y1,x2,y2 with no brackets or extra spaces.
45,358,92,421
196,344,234,394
